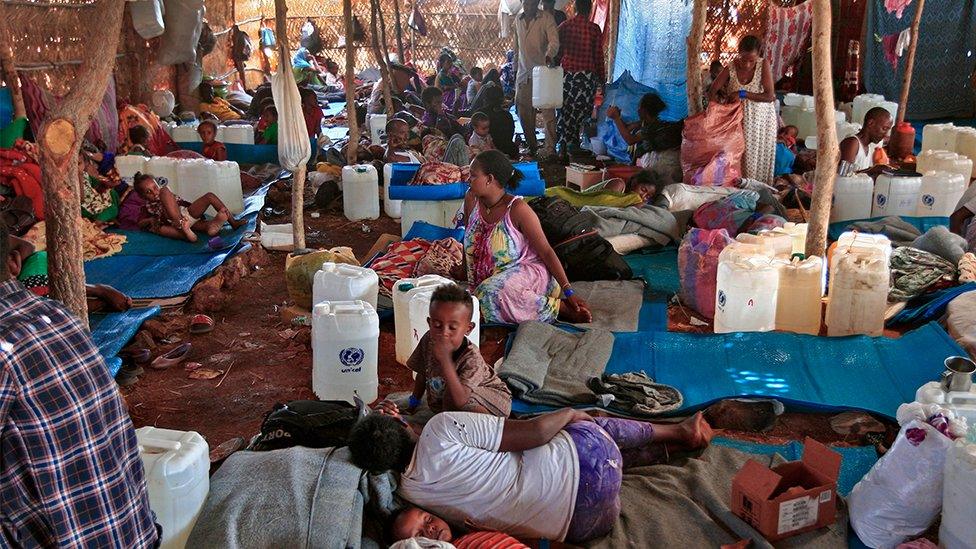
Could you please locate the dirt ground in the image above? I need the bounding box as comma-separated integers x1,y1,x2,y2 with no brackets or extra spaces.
122,170,896,452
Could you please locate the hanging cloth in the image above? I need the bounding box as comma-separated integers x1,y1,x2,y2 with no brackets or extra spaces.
271,64,311,171
763,1,815,83
885,0,913,19
409,3,428,36
881,29,911,71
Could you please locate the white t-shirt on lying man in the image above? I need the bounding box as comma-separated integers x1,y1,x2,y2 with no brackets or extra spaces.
398,412,580,541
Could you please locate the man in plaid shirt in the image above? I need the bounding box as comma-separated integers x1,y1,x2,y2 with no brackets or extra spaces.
556,0,605,158
0,223,159,547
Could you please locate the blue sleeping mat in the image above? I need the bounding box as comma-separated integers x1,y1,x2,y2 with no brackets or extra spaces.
89,306,161,376
107,186,266,256
828,216,948,241
388,162,545,200
624,247,680,297
85,242,250,299
177,139,314,165
511,321,963,419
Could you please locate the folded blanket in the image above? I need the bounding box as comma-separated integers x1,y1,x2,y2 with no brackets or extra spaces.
187,446,366,548
586,444,849,549
499,322,614,407
846,216,921,247
571,280,646,332
587,371,683,416
911,225,967,264
581,204,681,247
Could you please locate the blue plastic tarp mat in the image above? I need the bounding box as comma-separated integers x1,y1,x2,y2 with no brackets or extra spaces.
710,437,877,497
176,139,314,164
107,186,266,256
511,322,962,419
85,243,251,299
388,162,545,200
403,221,464,242
828,216,949,241
89,306,161,377
624,247,680,297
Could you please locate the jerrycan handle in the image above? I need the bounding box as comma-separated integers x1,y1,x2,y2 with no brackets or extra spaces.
138,439,183,453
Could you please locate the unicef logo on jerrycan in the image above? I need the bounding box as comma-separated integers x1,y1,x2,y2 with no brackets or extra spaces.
339,347,365,373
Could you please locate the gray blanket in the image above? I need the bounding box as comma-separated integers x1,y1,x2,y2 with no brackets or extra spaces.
912,225,968,264
846,217,921,247
587,444,849,549
582,204,681,247
187,446,368,549
498,322,614,407
571,280,645,332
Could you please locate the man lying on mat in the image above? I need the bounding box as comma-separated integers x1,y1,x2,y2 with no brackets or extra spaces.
349,408,712,544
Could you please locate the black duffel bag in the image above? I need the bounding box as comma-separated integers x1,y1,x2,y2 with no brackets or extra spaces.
251,398,366,451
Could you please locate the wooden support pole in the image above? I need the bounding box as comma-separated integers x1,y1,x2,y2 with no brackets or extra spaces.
344,0,360,166
895,0,925,124
605,0,621,80
804,0,839,258
393,0,406,63
37,0,126,324
370,0,394,115
685,0,708,116
273,0,306,250
0,7,26,120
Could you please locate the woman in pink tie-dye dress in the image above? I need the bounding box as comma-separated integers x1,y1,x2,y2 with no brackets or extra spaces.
461,151,591,325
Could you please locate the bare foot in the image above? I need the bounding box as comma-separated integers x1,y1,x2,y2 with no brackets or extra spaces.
558,300,593,323
675,412,713,451
207,213,229,236
180,219,198,242
228,216,246,230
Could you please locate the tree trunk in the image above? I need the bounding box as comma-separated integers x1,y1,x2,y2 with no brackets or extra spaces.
896,0,925,124
392,0,406,63
0,9,26,119
36,0,127,324
685,0,708,116
344,0,360,166
273,0,307,250
370,0,394,116
804,0,839,258
605,0,621,80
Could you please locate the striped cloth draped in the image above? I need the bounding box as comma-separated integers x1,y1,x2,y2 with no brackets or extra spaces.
763,1,814,83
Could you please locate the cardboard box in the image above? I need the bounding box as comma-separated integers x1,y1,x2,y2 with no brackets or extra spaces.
731,437,842,541
565,165,603,191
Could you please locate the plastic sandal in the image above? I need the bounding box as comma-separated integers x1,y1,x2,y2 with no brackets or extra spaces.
150,342,192,370
189,314,215,335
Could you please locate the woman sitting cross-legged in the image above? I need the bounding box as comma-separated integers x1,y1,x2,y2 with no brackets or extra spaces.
133,173,245,242
463,150,592,324
348,408,713,544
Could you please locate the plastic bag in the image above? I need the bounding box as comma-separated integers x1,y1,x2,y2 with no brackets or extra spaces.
158,0,205,66
849,419,954,548
197,22,216,56
232,25,253,63
271,66,312,171
601,119,631,163
678,228,733,319
681,101,744,187
299,19,323,54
